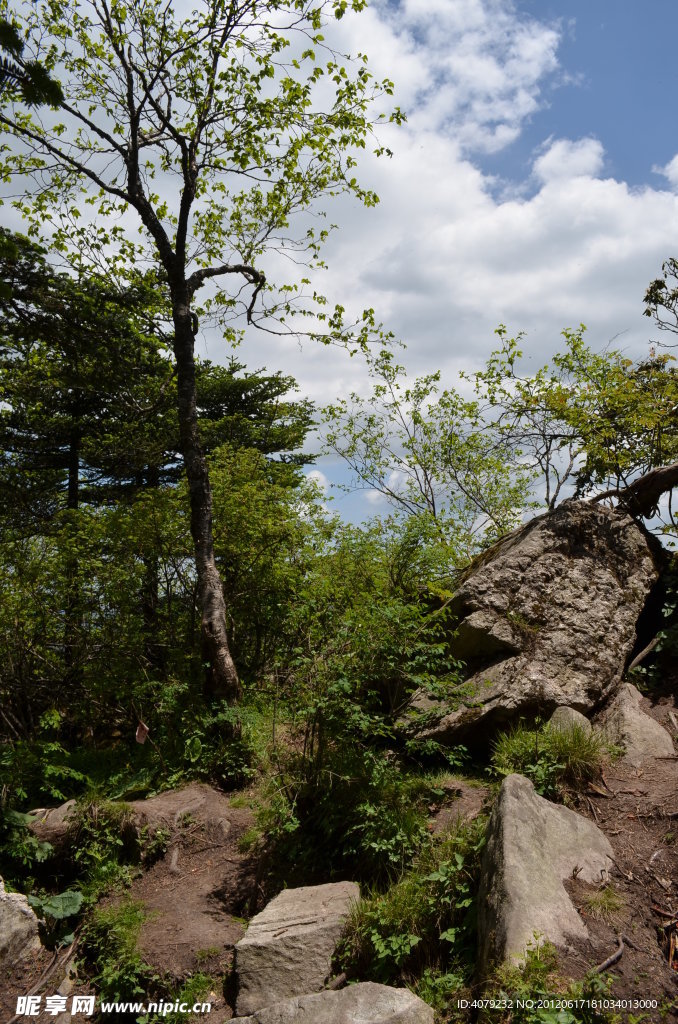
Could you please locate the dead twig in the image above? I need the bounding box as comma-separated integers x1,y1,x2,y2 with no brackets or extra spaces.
594,934,624,974
627,637,660,672
586,796,600,822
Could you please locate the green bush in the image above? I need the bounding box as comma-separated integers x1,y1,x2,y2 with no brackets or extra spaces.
339,817,486,986
490,721,609,798
82,899,157,1003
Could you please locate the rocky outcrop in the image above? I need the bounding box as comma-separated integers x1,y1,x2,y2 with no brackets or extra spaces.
477,774,614,973
412,501,660,745
0,877,40,965
598,683,675,767
228,983,434,1023
233,882,359,1017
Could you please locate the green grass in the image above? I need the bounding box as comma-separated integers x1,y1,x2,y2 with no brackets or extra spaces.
491,721,610,797
582,884,624,922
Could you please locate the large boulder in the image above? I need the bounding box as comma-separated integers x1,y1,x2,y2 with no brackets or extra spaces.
233,882,359,1017
477,775,614,973
598,683,675,767
0,877,40,965
413,501,660,745
227,982,434,1024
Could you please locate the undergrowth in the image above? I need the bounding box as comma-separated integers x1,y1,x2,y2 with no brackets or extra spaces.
487,940,616,1024
338,816,486,997
490,721,610,798
81,898,158,1004
257,747,436,885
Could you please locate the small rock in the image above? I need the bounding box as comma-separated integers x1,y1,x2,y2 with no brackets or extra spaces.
227,982,434,1023
478,774,614,973
234,882,359,1016
548,707,592,734
0,877,40,965
598,683,675,767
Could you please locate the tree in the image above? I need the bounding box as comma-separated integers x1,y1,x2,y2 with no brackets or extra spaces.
0,229,173,527
323,349,532,564
0,17,63,105
469,326,678,520
326,331,678,559
644,258,678,342
0,0,400,701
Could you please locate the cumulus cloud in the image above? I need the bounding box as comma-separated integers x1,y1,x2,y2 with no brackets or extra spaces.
654,153,678,190
335,0,561,152
533,138,605,183
231,1,678,419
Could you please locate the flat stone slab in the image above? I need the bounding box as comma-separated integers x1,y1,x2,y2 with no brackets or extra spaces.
478,774,614,972
234,882,359,1016
228,982,434,1023
0,877,40,965
598,683,675,767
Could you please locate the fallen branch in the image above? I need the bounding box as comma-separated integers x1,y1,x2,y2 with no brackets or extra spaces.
627,636,660,672
594,935,624,974
591,462,678,519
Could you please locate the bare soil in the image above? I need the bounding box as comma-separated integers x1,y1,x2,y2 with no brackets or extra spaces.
1,783,261,1023
429,776,491,834
558,689,678,1018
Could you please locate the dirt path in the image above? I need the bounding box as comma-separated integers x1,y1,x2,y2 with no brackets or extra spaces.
562,692,678,1015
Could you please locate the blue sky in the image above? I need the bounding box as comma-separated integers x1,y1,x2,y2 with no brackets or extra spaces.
493,1,678,191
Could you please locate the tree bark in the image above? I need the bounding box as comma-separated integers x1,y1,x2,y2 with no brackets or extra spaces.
63,428,81,687
171,290,242,704
592,461,678,518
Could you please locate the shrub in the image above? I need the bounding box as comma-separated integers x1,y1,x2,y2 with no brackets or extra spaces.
491,721,608,797
339,817,486,985
81,899,157,1003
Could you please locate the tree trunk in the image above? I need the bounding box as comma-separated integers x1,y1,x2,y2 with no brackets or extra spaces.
171,290,242,704
63,428,82,687
592,461,678,518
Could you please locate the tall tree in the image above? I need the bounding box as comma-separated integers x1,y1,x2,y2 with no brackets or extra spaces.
0,0,398,701
0,230,173,527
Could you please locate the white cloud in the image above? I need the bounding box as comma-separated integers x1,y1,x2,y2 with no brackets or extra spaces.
305,469,331,494
654,153,678,190
341,0,561,153
533,137,605,183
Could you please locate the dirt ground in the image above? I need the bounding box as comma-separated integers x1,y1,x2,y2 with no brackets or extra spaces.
559,690,678,1018
1,783,260,1023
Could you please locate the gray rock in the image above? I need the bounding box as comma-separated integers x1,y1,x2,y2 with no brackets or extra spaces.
228,982,434,1023
27,799,77,846
598,683,675,767
478,774,614,973
234,882,360,1016
0,877,40,965
548,706,592,734
413,501,660,745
